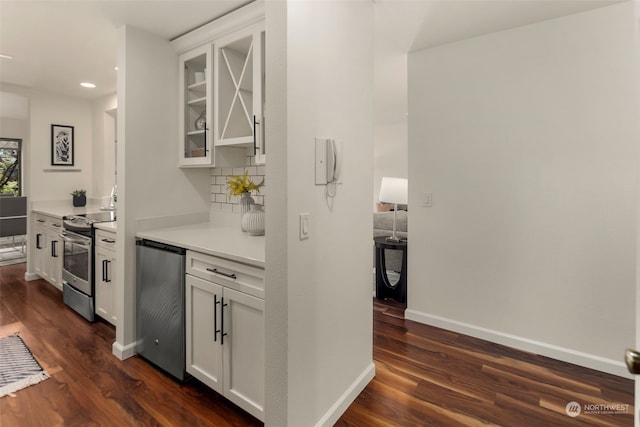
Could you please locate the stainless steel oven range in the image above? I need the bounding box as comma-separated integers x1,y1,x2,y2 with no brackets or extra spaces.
61,211,115,321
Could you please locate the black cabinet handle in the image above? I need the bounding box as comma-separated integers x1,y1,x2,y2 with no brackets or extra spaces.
204,125,208,155
214,294,220,342
253,115,262,155
36,233,42,249
103,259,111,283
51,240,58,257
101,238,116,244
253,115,257,154
205,267,237,280
221,297,228,346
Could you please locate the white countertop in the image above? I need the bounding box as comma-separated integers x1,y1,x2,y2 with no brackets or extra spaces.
94,222,117,232
136,222,265,268
32,201,260,267
31,200,113,219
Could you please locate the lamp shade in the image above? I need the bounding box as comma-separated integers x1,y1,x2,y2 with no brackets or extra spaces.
379,177,408,205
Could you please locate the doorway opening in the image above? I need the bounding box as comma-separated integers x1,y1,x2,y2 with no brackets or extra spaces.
0,138,22,196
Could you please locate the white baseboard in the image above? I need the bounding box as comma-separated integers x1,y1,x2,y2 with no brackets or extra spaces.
315,362,376,427
112,341,137,360
24,272,40,281
405,308,632,379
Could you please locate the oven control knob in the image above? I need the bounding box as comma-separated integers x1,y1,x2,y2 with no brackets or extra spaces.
154,339,159,345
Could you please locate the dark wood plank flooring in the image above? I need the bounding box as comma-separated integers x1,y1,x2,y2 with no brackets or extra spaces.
338,299,634,426
1,263,634,426
0,263,261,426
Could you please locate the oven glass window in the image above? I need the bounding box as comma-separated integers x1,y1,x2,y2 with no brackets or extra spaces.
63,240,89,281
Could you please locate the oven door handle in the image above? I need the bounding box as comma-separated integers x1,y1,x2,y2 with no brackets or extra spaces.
59,232,91,246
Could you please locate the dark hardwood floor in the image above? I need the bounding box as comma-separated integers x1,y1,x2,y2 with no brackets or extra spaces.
338,299,634,426
1,263,635,426
0,263,261,426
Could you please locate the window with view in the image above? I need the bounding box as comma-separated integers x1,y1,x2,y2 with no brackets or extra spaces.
0,138,22,196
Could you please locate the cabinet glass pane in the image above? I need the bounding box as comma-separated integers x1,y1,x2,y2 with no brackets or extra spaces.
184,53,207,158
218,35,254,141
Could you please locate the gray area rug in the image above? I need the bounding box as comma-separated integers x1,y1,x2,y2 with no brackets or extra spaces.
0,335,49,397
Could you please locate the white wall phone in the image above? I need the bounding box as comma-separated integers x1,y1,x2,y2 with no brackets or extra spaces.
326,138,342,183
315,137,343,186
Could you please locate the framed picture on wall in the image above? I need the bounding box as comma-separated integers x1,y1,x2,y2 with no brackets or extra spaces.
51,124,74,166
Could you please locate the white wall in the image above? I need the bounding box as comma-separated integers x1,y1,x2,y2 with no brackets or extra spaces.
0,84,117,206
271,1,375,425
91,93,117,201
0,117,28,141
373,9,408,208
633,4,640,425
407,2,638,377
264,1,288,425
4,87,94,202
114,25,211,356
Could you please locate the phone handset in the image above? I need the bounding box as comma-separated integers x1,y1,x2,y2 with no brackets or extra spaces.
326,139,342,184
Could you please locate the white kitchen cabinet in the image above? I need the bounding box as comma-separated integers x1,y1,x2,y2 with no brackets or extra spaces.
33,213,63,290
33,216,46,278
186,274,224,393
222,285,265,419
214,22,266,164
178,44,213,167
95,229,117,325
185,251,264,421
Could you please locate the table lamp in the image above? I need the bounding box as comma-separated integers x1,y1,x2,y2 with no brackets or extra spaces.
379,177,408,242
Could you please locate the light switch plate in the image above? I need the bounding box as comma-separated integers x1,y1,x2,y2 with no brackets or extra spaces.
299,213,310,240
422,192,433,207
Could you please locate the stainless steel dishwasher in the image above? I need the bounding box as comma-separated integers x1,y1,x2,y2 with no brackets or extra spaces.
136,239,187,381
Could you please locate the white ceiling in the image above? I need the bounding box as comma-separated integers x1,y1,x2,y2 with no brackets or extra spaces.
375,0,624,53
372,0,624,123
0,0,625,108
0,0,251,100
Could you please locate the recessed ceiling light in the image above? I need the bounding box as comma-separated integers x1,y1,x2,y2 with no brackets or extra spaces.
80,82,96,88
0,54,13,60
114,66,118,71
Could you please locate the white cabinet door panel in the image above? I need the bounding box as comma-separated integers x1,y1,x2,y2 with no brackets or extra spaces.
223,287,264,420
186,274,223,393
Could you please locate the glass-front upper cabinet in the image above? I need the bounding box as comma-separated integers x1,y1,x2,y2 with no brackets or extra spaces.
179,44,213,167
214,22,265,165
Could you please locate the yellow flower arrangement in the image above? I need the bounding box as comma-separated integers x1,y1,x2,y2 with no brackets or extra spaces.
226,171,264,196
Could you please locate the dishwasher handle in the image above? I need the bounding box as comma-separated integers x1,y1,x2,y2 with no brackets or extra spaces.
136,239,186,255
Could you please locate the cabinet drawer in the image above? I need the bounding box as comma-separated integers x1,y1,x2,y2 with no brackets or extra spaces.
186,251,264,299
34,213,48,224
34,213,63,231
95,230,117,250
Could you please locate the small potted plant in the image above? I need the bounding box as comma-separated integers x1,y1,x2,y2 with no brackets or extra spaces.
71,189,87,207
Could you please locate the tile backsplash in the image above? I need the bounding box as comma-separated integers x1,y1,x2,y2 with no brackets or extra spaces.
210,163,266,214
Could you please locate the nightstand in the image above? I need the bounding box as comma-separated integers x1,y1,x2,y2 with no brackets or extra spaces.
374,236,407,304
